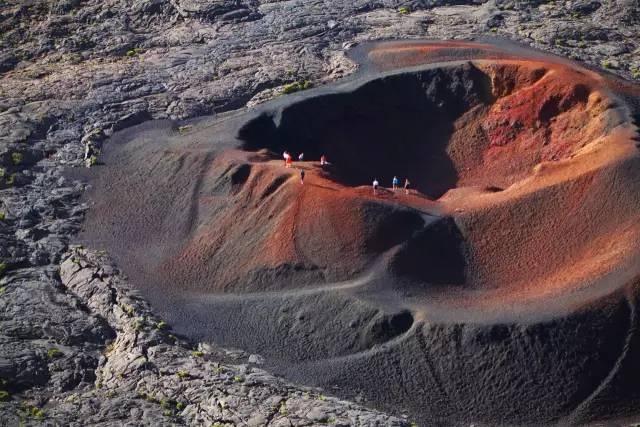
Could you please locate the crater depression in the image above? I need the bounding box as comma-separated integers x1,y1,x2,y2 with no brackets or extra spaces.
76,41,640,425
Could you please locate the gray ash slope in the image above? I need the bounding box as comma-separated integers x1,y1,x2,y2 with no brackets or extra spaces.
2,0,640,425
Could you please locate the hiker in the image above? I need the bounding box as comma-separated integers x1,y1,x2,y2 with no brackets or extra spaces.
373,178,379,195
298,153,304,161
300,169,305,184
320,154,327,166
392,176,399,192
404,178,410,195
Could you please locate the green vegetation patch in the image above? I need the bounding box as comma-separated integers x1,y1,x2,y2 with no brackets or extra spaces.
601,59,617,69
126,48,145,57
134,319,144,331
120,303,134,316
282,80,312,94
24,406,45,420
278,402,288,416
47,348,63,359
155,320,169,330
160,398,175,409
11,152,23,166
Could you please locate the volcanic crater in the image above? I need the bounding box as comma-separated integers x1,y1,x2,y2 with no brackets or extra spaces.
77,41,640,425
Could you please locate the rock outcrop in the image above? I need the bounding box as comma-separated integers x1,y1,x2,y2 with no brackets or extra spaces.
1,247,409,425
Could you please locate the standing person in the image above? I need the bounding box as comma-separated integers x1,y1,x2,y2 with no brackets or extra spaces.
286,155,293,168
283,151,290,166
320,154,327,166
300,169,305,185
392,176,399,192
373,178,379,195
298,153,304,162
404,178,411,195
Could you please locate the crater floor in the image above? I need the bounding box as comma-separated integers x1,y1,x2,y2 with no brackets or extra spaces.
76,40,640,425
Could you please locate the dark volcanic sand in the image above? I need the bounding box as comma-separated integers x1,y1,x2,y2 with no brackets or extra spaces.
74,40,640,426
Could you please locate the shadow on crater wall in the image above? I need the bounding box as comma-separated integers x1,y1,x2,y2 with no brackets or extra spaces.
239,63,494,198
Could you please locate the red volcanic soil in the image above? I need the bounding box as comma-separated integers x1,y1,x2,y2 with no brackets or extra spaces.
75,41,640,425
167,154,389,291
231,58,639,309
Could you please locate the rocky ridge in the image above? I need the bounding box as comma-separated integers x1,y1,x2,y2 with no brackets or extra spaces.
1,0,639,424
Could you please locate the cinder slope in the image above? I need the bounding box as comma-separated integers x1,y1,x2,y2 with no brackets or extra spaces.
77,41,640,425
